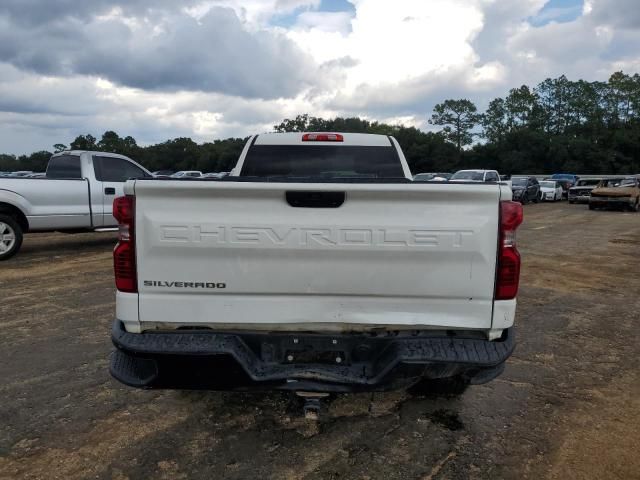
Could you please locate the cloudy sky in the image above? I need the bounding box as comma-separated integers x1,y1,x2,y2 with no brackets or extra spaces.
1,0,639,154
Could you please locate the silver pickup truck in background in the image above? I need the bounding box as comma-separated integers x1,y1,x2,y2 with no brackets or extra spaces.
0,151,151,260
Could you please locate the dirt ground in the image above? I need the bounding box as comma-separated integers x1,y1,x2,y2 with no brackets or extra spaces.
1,202,639,480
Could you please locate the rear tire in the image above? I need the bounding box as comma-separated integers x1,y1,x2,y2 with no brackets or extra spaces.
0,214,23,261
631,199,639,212
533,192,539,203
588,203,595,210
408,375,470,397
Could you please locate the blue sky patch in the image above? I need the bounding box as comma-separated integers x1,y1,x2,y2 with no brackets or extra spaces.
319,0,355,14
529,0,584,27
271,0,355,28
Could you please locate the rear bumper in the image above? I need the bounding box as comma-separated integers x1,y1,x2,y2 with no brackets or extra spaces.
110,320,515,392
568,193,590,203
590,197,634,207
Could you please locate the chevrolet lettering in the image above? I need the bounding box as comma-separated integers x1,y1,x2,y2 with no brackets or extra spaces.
159,225,475,249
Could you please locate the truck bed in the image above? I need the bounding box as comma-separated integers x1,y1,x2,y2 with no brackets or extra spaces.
0,177,91,230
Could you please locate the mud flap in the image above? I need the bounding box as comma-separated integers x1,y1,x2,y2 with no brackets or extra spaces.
110,350,158,388
467,362,506,385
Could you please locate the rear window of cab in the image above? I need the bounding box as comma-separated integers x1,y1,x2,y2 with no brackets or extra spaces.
241,145,404,178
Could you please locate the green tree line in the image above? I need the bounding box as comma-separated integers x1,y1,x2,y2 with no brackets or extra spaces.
2,72,639,175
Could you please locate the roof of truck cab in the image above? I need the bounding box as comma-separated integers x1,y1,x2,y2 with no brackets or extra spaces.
52,150,133,159
254,132,393,146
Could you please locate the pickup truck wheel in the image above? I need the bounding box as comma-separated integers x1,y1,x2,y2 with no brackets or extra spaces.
588,203,595,210
631,199,640,212
0,214,23,261
408,375,470,397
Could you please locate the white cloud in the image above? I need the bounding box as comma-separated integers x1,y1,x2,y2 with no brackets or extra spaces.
287,0,508,115
588,0,640,29
0,7,315,99
295,11,353,33
1,0,640,154
185,0,321,26
290,0,485,88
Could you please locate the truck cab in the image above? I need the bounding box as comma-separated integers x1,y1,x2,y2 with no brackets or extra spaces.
46,151,152,225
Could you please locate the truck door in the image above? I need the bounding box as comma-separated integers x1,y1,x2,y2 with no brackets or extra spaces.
485,171,499,183
92,155,150,226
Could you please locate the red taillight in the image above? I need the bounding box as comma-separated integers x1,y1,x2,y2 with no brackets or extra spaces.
495,201,523,300
302,133,344,142
113,196,137,293
113,195,133,224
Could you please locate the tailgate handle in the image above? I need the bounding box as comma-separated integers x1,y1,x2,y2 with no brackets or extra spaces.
286,191,345,208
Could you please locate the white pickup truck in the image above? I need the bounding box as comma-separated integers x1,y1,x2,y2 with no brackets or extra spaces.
0,150,151,260
109,132,522,405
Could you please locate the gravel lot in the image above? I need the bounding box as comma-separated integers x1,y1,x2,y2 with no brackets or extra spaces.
1,202,639,480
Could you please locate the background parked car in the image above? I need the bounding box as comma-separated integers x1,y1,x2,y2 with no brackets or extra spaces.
511,176,541,203
538,180,564,201
544,177,571,198
170,170,203,178
152,170,175,178
551,173,579,198
413,172,452,181
589,177,640,211
568,178,602,203
202,172,230,179
0,150,152,260
450,169,500,183
551,173,580,187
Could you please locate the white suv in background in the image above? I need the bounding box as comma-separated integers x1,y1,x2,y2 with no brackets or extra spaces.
450,169,501,183
170,171,203,178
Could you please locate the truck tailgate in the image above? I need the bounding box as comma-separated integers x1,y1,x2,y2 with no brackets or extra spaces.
134,181,501,331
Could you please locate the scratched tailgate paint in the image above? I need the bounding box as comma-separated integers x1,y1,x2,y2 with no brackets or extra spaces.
132,181,501,331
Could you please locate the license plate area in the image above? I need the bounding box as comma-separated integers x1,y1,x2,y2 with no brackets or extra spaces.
260,335,351,366
284,349,345,365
